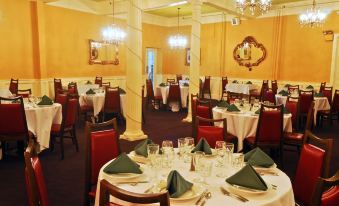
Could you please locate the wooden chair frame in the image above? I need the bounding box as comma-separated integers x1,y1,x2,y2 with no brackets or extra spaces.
311,170,339,206
194,116,227,143
9,78,19,95
17,89,32,97
103,86,123,122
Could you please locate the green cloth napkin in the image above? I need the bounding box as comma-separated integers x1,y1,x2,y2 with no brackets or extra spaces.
37,95,53,105
278,90,289,96
191,138,212,155
86,89,96,95
284,84,291,88
255,108,261,115
103,153,142,174
159,83,166,87
244,147,274,168
183,83,189,87
134,139,153,157
226,164,268,191
232,80,238,83
246,81,252,84
166,170,193,198
185,77,189,80
119,88,126,94
217,101,229,108
306,85,314,89
85,80,92,84
227,104,240,112
315,92,324,97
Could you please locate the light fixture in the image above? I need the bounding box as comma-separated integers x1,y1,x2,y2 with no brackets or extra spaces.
299,0,328,28
168,8,188,49
169,1,188,7
235,0,272,15
101,0,126,45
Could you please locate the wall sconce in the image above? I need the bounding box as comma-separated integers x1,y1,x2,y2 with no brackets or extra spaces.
323,30,334,41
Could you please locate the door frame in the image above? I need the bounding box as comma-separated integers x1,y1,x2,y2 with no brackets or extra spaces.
330,33,339,89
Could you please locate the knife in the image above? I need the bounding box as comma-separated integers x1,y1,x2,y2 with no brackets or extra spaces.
195,190,207,205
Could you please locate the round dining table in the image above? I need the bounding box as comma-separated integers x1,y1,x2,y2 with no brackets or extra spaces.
225,83,258,95
94,151,295,206
155,86,189,112
212,107,292,152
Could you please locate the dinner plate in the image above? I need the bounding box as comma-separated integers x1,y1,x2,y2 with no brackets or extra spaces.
128,151,149,164
253,163,277,172
37,105,54,107
224,182,271,195
105,166,144,180
204,149,217,157
170,184,205,201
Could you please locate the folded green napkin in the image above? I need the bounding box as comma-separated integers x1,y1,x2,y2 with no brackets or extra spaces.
232,80,238,83
159,83,166,87
217,101,229,108
191,138,212,155
134,139,153,157
244,147,274,168
284,84,291,88
278,90,289,96
86,80,92,85
227,104,240,112
226,164,268,191
185,77,189,80
315,92,323,97
103,153,142,174
37,95,53,105
306,85,314,89
86,89,96,95
167,170,193,198
183,83,189,87
255,108,261,115
119,88,126,94
246,81,252,84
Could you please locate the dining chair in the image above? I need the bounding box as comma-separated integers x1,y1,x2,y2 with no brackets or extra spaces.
288,85,299,94
17,89,32,98
293,130,333,206
9,78,19,95
146,79,162,110
317,87,333,126
24,140,50,206
99,179,170,206
285,96,300,131
167,83,181,110
54,78,64,96
271,80,278,94
249,80,268,101
244,104,284,167
176,74,182,83
103,87,123,123
195,98,213,126
194,116,238,150
220,77,228,101
84,119,120,206
95,76,103,87
320,82,326,93
50,94,79,160
201,76,211,99
311,170,339,206
68,82,79,99
0,96,31,159
261,88,276,104
166,78,176,84
299,90,314,129
318,90,339,126
227,91,243,104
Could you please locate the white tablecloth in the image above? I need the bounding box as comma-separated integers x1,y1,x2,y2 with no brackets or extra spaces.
275,95,331,124
77,84,100,95
24,103,62,151
79,93,125,117
155,86,189,112
225,83,257,95
212,107,292,151
179,80,189,85
94,152,294,206
0,88,12,97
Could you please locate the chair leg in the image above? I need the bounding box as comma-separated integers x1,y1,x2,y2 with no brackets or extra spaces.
50,136,55,151
72,127,79,152
60,135,65,160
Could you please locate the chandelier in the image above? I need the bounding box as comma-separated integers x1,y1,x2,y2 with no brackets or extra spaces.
299,0,327,27
168,8,188,49
235,0,272,15
101,0,126,45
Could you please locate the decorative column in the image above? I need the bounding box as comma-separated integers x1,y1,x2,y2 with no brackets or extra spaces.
183,0,202,122
120,0,147,141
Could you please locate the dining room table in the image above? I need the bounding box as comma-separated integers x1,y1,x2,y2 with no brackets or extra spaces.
77,83,100,94
212,105,292,152
225,83,258,95
94,149,295,206
155,85,189,112
0,88,12,97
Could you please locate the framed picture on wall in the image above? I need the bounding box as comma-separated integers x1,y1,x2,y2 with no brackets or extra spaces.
185,48,190,66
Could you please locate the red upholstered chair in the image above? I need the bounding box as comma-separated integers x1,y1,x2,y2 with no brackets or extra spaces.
0,96,31,158
194,116,238,150
271,80,278,94
9,78,19,95
195,99,213,126
261,88,276,104
176,74,182,83
103,86,123,122
17,89,32,98
285,96,300,131
84,119,120,206
293,130,333,206
311,170,339,206
201,76,211,99
166,78,175,84
320,82,326,93
319,90,339,125
24,141,50,206
244,104,284,167
299,90,314,129
220,77,228,100
54,78,65,98
167,83,181,109
99,179,169,206
101,82,111,90
288,85,299,94
146,79,162,110
50,95,79,159
318,87,334,126
95,76,103,87
67,82,79,99
322,87,333,105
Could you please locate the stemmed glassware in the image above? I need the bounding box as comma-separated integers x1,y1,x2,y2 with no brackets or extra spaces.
177,138,186,159
225,143,235,165
184,137,194,163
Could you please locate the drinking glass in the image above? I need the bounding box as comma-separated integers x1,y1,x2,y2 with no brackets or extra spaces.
197,157,213,185
147,144,159,167
215,141,226,167
232,153,244,169
161,140,174,169
184,137,194,163
192,151,205,183
225,143,234,165
177,138,186,159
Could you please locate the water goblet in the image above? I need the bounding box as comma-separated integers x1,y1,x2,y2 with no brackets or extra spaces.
177,138,186,159
197,157,213,185
184,137,194,163
215,141,226,167
232,153,244,169
225,143,234,165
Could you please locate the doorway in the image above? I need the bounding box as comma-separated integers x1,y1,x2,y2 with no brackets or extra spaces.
146,48,156,86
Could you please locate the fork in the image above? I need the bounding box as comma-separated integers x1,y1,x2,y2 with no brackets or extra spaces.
220,187,249,202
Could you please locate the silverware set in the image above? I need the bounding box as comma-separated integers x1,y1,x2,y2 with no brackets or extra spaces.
195,190,212,206
220,187,249,202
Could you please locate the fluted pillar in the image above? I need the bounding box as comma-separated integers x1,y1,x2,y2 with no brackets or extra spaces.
183,0,202,122
120,0,147,141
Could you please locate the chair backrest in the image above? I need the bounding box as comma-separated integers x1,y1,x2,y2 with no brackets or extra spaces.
54,78,62,94
9,78,19,95
101,82,111,89
255,104,283,145
203,76,211,90
95,76,103,87
68,82,78,95
286,96,299,130
271,80,278,94
332,90,339,112
294,130,333,206
104,87,121,113
304,101,315,132
17,89,32,98
166,78,175,84
24,141,50,206
195,116,226,148
64,98,78,128
311,170,339,206
146,79,155,100
176,74,182,82
288,85,299,94
168,83,181,102
320,82,326,93
0,96,29,137
262,88,276,104
322,86,333,105
259,80,269,97
299,90,314,115
221,77,228,92
85,119,120,199
99,179,170,206
195,99,212,126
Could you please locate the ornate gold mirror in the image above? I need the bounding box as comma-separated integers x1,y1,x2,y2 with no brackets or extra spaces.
89,39,119,65
233,36,266,71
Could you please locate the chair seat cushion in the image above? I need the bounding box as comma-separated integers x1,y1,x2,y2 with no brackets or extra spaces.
322,186,339,206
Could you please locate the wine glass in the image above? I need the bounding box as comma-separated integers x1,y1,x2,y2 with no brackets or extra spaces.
225,143,234,165
147,144,159,166
184,137,194,163
232,153,244,169
161,140,174,169
215,141,226,167
177,138,186,159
